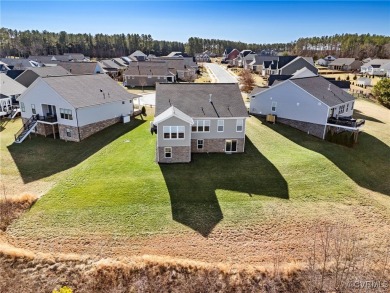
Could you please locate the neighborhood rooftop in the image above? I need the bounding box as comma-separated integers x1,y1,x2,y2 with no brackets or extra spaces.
0,73,27,97
155,83,248,118
39,74,139,109
290,76,355,107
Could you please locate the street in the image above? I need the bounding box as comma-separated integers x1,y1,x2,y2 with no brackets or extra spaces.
204,63,238,83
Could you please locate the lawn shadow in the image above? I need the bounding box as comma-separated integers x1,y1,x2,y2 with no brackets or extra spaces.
7,118,146,183
160,137,289,237
354,109,384,124
257,117,390,196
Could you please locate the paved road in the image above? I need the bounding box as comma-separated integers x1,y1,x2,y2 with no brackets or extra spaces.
204,63,238,83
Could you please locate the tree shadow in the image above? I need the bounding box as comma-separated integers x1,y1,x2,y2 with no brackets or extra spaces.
257,117,390,196
7,119,146,183
354,109,384,124
159,138,289,237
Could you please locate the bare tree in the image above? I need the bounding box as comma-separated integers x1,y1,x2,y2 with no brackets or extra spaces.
238,69,255,93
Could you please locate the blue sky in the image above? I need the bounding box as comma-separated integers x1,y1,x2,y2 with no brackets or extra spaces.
1,1,389,43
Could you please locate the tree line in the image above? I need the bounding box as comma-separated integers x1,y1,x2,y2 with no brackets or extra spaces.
0,28,389,59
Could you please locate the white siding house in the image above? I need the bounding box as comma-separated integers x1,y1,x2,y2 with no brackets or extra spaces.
16,74,139,143
250,75,363,140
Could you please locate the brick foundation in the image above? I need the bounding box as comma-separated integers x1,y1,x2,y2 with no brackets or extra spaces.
79,117,121,140
253,115,325,139
157,146,191,163
191,138,245,153
276,117,325,139
58,124,80,142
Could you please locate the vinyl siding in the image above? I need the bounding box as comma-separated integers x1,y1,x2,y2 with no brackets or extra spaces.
191,118,246,140
18,79,77,127
156,116,191,147
250,81,329,125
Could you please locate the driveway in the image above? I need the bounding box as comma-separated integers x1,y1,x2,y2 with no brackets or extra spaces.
135,92,156,107
204,63,238,83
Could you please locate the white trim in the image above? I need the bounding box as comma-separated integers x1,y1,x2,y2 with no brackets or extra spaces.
325,123,363,131
163,125,185,140
217,119,224,132
164,147,172,158
225,139,238,153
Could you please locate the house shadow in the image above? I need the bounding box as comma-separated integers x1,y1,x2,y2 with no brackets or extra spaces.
7,118,146,183
159,138,289,237
354,109,384,124
257,117,390,196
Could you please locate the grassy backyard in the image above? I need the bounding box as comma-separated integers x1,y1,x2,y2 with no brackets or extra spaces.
1,99,389,265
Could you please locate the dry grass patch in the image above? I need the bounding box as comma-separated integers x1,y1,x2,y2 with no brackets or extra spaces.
0,193,37,231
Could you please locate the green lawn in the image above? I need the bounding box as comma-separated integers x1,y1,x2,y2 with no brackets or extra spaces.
5,99,389,242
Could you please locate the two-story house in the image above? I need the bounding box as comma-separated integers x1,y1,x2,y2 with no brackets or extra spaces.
152,83,249,163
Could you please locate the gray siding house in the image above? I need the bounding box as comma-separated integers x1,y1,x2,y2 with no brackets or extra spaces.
250,75,364,140
153,83,249,163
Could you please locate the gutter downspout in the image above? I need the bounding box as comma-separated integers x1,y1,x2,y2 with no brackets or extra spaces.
75,107,81,141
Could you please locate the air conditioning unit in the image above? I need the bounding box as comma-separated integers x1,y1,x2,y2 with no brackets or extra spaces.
122,115,130,123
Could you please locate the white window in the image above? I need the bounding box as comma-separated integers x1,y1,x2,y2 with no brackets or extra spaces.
351,102,354,110
20,102,25,112
66,128,72,137
60,108,73,120
197,139,204,149
271,101,277,112
192,120,210,132
346,103,349,112
31,104,36,115
236,119,243,132
225,140,237,152
338,105,345,114
163,126,185,139
164,147,172,158
217,120,224,132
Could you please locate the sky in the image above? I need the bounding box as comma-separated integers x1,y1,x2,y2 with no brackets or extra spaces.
1,1,389,44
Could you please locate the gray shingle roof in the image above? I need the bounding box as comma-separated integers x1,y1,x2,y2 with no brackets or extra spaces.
27,66,71,77
42,74,139,109
328,58,358,66
101,60,121,70
290,76,355,107
57,62,99,75
124,61,173,76
155,83,248,118
0,73,27,96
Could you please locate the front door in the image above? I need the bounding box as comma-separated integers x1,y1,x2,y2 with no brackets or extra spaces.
225,140,237,153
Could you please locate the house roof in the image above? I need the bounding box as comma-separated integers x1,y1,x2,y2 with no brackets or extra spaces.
329,58,359,66
101,59,121,70
290,76,355,107
62,53,85,60
154,105,194,125
40,74,139,109
57,62,99,75
112,58,127,67
155,83,248,118
290,67,317,79
23,66,71,77
0,58,38,69
124,61,173,76
249,86,269,96
0,73,27,96
129,51,147,62
361,59,390,68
